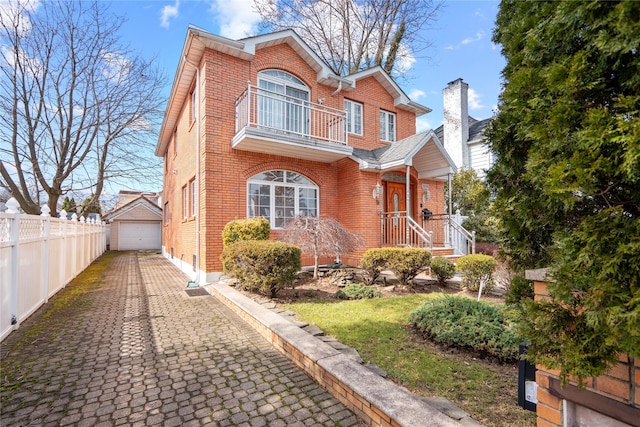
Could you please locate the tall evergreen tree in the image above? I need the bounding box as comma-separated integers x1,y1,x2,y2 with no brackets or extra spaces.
487,0,640,381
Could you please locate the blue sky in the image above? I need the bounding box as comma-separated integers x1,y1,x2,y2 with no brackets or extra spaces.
110,0,505,132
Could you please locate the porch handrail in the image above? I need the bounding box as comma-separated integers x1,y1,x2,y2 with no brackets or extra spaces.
381,211,475,256
380,211,432,251
235,83,348,145
444,214,476,255
407,215,433,252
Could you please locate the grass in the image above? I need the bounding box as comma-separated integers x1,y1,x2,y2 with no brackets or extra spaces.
282,294,536,427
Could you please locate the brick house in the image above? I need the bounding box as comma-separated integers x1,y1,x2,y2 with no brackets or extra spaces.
155,26,463,283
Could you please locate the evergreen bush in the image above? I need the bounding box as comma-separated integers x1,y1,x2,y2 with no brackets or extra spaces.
221,217,270,247
456,254,497,294
430,257,455,284
221,240,300,298
504,275,534,306
336,283,382,300
408,296,521,362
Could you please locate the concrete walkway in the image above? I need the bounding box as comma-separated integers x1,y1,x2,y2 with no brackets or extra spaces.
0,251,359,427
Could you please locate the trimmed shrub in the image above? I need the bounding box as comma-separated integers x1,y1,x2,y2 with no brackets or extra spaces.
456,254,498,294
360,248,388,284
386,247,431,286
430,257,455,284
336,283,382,300
504,275,534,306
408,296,521,362
361,247,431,286
222,217,270,247
221,240,300,298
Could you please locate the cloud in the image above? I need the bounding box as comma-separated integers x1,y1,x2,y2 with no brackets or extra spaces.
101,51,132,82
408,89,426,101
0,0,40,35
391,42,416,75
160,0,179,29
416,116,433,133
461,31,485,45
211,0,261,39
468,88,485,110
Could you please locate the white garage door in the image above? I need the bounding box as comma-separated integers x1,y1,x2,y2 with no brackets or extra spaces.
118,222,161,250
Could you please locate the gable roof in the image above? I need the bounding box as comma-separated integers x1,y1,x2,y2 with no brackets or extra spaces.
348,67,431,116
103,195,162,222
155,26,430,156
351,131,457,180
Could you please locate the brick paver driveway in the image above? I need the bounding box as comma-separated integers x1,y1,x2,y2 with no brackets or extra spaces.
0,251,359,427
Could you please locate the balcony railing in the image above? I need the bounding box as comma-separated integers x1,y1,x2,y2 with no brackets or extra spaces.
235,84,348,146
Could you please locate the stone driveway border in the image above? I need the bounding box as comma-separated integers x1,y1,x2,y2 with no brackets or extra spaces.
0,251,360,427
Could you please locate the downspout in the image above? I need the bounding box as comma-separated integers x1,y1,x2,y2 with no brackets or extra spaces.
184,55,201,284
331,80,343,96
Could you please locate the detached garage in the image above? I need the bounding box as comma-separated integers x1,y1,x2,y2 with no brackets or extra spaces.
104,195,162,251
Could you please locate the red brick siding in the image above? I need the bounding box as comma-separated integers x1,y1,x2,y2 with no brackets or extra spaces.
161,42,443,275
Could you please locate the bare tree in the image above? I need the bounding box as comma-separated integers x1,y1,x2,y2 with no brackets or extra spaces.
254,0,441,76
281,216,364,279
0,0,165,215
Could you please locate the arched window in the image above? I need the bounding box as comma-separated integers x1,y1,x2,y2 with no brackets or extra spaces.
258,70,310,135
247,170,318,228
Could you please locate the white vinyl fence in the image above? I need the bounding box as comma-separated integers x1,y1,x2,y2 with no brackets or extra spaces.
0,198,106,342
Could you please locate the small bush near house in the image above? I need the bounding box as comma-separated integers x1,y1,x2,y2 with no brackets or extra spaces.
336,283,382,300
456,254,498,294
504,275,534,306
361,247,431,286
408,296,521,362
221,240,300,298
430,257,455,284
360,248,389,284
386,247,432,286
221,217,270,247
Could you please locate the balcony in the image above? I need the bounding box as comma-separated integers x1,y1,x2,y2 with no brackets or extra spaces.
233,84,352,163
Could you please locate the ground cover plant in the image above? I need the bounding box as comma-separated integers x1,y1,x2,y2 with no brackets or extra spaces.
335,283,381,300
283,294,535,426
409,296,521,362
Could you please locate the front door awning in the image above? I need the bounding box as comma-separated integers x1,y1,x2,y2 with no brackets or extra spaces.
350,131,457,180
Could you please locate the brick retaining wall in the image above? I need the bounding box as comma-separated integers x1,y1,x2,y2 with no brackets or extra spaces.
525,269,640,427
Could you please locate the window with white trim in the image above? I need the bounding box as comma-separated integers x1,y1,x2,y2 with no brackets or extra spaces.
258,70,310,135
247,170,318,229
380,110,396,142
189,178,196,217
182,185,188,219
189,178,197,217
344,99,363,135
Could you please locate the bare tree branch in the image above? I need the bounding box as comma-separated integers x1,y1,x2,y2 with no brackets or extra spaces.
255,0,441,76
0,0,164,215
281,216,364,278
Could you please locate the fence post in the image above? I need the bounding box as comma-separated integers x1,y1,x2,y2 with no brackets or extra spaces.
6,198,20,329
41,204,51,303
59,210,68,288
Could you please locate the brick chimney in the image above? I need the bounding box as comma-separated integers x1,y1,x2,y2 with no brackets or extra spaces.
443,78,469,170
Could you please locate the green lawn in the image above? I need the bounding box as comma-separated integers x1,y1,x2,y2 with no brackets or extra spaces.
283,294,536,427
